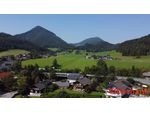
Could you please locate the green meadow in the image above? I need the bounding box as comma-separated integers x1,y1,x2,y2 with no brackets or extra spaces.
0,49,29,57
22,50,150,71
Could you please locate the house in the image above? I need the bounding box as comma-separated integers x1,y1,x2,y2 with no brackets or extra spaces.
29,80,51,97
73,77,91,91
99,56,113,60
56,73,82,85
0,72,12,80
0,61,14,71
55,81,69,88
105,79,132,98
67,73,82,85
143,72,150,79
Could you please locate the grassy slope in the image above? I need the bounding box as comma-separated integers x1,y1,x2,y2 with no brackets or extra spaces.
0,49,29,57
22,50,150,70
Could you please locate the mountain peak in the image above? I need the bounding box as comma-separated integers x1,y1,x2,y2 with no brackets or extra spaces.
15,26,69,48
75,36,105,47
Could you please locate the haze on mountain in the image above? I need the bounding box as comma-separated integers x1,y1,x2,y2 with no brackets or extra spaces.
15,26,70,48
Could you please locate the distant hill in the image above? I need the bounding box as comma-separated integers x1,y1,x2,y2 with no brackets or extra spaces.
0,33,46,52
117,34,150,56
74,37,114,52
15,26,70,48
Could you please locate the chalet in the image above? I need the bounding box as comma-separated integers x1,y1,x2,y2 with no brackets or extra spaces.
143,72,150,79
105,79,132,98
56,73,82,85
29,80,51,97
99,56,113,60
55,81,69,88
67,73,81,85
0,61,14,71
73,77,91,91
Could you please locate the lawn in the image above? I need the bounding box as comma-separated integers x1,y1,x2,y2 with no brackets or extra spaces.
22,53,96,70
22,50,150,71
0,49,29,57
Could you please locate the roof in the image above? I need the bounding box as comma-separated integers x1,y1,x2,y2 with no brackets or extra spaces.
0,72,11,79
0,91,18,98
34,80,50,90
55,81,69,87
56,73,68,78
78,77,91,86
56,73,82,80
67,73,81,80
143,72,150,77
109,79,131,90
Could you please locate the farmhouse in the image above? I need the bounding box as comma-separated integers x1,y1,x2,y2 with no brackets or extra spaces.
55,81,69,88
105,79,132,98
143,72,150,79
56,73,82,85
73,77,91,91
99,56,113,60
29,80,51,97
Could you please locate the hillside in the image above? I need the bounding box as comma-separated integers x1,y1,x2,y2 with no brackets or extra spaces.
117,34,150,56
74,37,114,52
0,33,46,52
15,26,70,48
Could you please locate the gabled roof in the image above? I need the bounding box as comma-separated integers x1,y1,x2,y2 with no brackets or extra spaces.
78,77,91,86
56,73,82,80
55,81,69,87
34,80,50,90
67,73,81,80
109,79,131,90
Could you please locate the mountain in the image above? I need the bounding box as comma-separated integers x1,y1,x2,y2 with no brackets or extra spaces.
117,34,150,56
0,33,46,52
74,37,114,52
75,37,105,47
15,26,70,48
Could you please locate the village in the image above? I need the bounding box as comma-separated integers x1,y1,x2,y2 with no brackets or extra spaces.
0,52,150,98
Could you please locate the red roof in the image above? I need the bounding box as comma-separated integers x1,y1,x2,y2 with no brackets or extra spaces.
0,72,11,79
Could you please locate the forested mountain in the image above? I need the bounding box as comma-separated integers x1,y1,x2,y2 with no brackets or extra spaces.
74,37,114,52
15,26,71,48
117,34,150,56
0,33,46,52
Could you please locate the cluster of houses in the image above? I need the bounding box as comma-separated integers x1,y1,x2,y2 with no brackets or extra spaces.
86,55,113,60
29,73,91,97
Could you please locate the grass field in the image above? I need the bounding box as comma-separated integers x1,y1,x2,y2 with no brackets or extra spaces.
0,49,29,57
22,50,150,70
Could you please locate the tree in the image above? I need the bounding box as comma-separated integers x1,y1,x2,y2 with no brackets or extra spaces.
55,90,70,98
96,60,108,76
1,76,17,91
52,59,61,69
46,84,59,92
17,76,30,95
109,66,116,74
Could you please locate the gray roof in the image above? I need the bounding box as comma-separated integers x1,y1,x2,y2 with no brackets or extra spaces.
67,73,81,80
34,80,50,90
109,79,131,90
143,72,150,77
55,81,69,87
78,77,91,85
56,73,82,80
0,91,18,98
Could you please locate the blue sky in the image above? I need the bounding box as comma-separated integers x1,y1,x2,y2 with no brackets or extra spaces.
0,14,150,44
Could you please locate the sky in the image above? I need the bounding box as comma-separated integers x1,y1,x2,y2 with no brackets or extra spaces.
0,14,150,44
